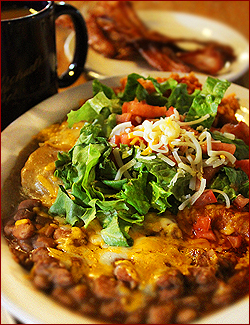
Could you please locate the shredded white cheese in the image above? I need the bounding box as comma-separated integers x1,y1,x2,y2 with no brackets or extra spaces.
205,131,236,165
222,132,236,140
211,189,231,208
177,113,210,126
111,111,237,209
114,158,137,181
178,178,207,210
109,121,132,139
157,153,176,166
113,147,133,179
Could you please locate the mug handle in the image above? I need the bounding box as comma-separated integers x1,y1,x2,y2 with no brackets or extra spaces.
54,3,88,88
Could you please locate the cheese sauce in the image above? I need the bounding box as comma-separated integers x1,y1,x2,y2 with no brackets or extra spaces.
48,213,212,293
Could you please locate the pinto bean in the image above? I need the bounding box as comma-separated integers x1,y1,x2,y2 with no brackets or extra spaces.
33,274,52,291
51,267,74,287
159,286,183,301
18,199,41,211
79,302,97,315
33,258,56,277
44,224,58,237
53,226,71,240
51,287,75,307
179,295,200,309
100,300,123,318
32,235,56,249
93,275,118,299
157,268,184,289
3,220,15,237
228,268,249,296
175,308,197,324
12,219,35,239
157,269,184,301
35,215,53,227
14,208,36,221
147,303,175,324
114,260,139,289
32,247,50,262
188,266,216,285
18,239,33,252
212,281,233,306
188,266,219,294
68,284,88,303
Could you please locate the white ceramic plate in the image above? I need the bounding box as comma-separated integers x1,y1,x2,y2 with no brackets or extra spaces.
1,306,16,324
1,72,249,324
65,10,249,81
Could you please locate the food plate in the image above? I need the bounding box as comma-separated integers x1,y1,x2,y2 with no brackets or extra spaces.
64,10,249,81
1,306,16,324
1,72,249,324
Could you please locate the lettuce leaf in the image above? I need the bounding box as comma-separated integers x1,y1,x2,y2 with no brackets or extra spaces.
185,77,231,128
92,79,117,99
118,171,150,215
99,215,132,247
210,166,249,201
49,186,85,225
67,91,121,129
166,83,200,115
149,181,172,213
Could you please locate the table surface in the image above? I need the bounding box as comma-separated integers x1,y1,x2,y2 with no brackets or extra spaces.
56,1,249,91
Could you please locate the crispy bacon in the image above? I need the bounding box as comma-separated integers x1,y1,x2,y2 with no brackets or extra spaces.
86,1,236,75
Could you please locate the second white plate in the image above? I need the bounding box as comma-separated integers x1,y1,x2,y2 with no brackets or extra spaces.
65,10,249,81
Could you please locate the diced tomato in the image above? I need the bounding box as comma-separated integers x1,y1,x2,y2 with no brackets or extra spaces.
227,235,242,248
109,135,120,146
119,132,131,145
122,100,166,118
193,190,217,207
201,142,236,155
116,113,132,124
235,159,249,176
194,229,217,241
220,121,249,145
193,216,211,232
233,194,249,209
193,216,217,241
165,106,175,117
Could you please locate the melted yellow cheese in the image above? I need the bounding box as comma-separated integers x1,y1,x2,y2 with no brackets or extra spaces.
48,215,212,295
35,121,86,151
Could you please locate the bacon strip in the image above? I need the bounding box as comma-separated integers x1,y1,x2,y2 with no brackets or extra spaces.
86,1,236,75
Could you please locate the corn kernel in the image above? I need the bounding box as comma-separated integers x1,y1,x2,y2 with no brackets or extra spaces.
15,219,29,226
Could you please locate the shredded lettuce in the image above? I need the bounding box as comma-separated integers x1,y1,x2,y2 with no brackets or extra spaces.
49,73,248,247
210,166,249,202
67,91,121,133
185,77,231,128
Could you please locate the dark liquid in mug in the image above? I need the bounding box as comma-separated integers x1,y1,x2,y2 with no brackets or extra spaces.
1,7,38,20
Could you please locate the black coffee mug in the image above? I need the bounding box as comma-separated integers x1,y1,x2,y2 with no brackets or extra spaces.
1,1,88,130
